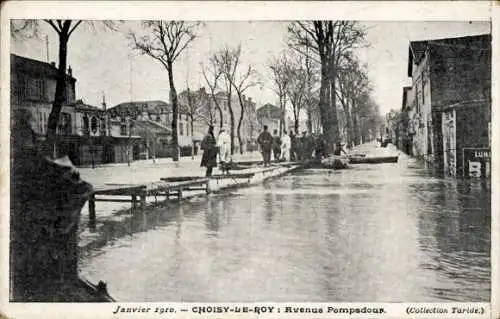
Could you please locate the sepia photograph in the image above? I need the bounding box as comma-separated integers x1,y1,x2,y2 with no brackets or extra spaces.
1,1,497,318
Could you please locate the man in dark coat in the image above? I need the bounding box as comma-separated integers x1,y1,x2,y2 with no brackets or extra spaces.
257,125,273,167
200,125,217,177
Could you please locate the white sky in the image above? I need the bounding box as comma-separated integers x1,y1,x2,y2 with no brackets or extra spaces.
11,21,491,116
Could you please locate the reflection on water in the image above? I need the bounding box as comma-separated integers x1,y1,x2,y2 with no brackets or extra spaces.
78,156,490,302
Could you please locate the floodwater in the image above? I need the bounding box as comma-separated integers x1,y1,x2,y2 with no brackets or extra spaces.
78,153,491,302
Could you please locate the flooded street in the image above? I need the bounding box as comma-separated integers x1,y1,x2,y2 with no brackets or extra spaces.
78,152,490,302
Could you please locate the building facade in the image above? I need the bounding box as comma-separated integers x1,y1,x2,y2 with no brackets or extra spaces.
10,54,139,166
11,54,76,136
399,86,416,155
407,34,491,177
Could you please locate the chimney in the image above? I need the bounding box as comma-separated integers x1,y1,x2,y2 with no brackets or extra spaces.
67,66,72,77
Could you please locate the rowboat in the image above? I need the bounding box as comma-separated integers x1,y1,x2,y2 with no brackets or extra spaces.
348,155,398,164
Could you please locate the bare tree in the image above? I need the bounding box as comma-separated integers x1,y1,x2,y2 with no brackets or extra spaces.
182,88,211,158
129,21,200,162
11,19,120,158
303,47,320,134
337,54,371,147
201,60,224,129
268,54,291,136
288,21,366,154
286,54,309,134
232,64,259,154
211,46,240,154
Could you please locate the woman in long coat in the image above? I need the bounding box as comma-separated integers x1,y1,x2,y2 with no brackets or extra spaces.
200,125,218,177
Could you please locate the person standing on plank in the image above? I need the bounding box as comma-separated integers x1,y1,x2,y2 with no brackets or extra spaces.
200,125,217,177
217,126,231,174
281,130,291,162
257,125,273,167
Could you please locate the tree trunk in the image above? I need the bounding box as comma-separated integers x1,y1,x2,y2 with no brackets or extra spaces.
279,95,285,136
227,93,235,155
46,31,69,158
293,104,299,134
318,59,340,155
345,101,354,148
190,116,195,159
209,94,223,129
330,85,340,143
237,92,245,154
167,61,179,162
352,112,360,145
306,108,313,134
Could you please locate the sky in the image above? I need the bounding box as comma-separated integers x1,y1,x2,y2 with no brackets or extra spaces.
11,20,491,117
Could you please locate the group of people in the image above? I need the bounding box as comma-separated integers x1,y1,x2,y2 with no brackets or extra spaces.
200,124,332,176
200,125,231,177
257,126,328,166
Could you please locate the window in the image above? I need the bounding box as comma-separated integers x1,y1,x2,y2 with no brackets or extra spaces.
120,124,128,136
91,116,98,134
83,116,90,135
100,118,106,135
58,113,72,135
179,123,184,136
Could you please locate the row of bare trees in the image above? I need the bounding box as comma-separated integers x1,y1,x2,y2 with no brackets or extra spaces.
12,20,261,160
200,45,260,155
12,19,381,161
268,48,319,136
283,21,382,154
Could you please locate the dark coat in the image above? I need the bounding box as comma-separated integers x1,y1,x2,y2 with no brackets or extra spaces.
272,135,282,151
258,131,273,152
200,133,217,168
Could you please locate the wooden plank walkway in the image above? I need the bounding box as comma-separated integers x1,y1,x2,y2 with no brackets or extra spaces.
86,163,303,228
89,183,147,227
158,177,210,200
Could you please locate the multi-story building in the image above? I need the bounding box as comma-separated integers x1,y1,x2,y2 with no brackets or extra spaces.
256,103,281,135
107,100,181,158
10,54,76,137
10,54,138,166
407,34,491,177
399,86,415,155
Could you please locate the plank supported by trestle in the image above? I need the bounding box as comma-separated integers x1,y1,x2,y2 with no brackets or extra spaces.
88,184,147,228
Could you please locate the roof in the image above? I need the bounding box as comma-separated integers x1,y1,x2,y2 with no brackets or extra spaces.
109,100,191,115
11,54,76,82
71,99,105,112
407,33,491,77
109,100,169,112
133,119,171,135
256,103,281,119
